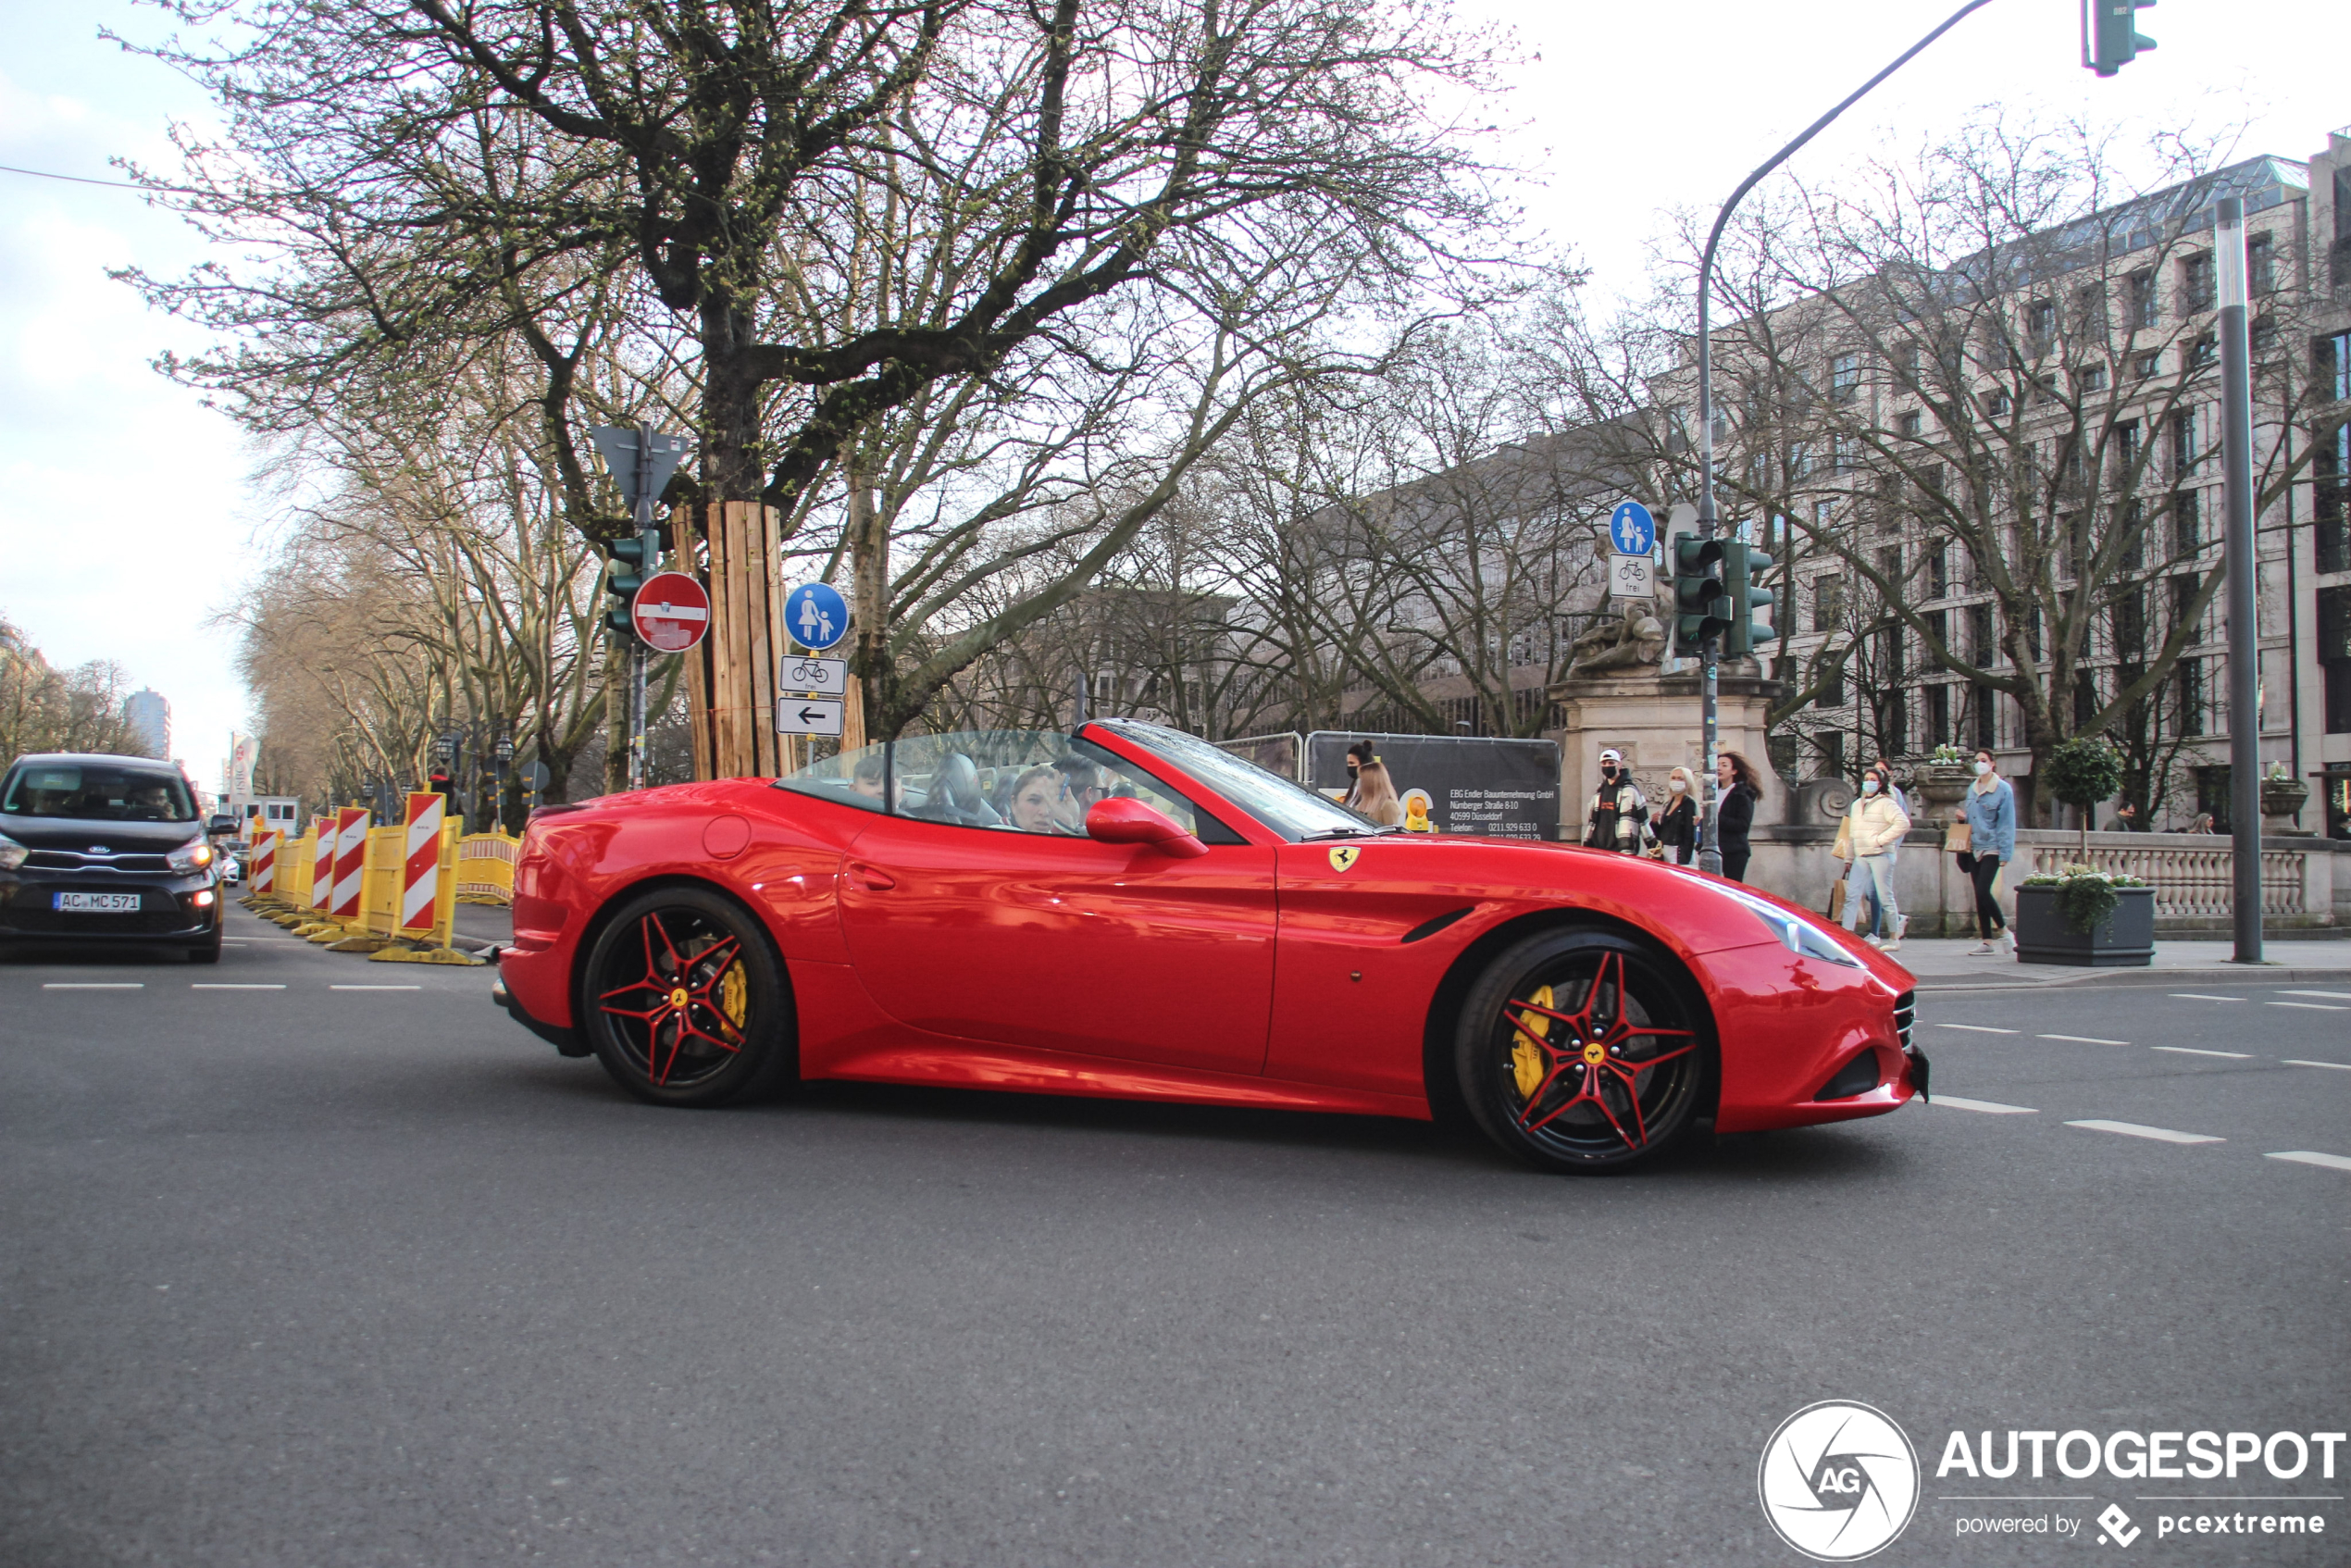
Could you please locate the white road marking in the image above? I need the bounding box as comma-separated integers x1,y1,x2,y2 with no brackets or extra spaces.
2066,1119,2224,1145
41,982,143,989
191,983,286,990
2283,1059,2351,1072
2169,993,2247,1002
1935,1023,2018,1034
2267,1001,2347,1012
330,984,420,990
1929,1095,2038,1114
2278,989,2351,1001
2150,1045,2251,1059
2038,1033,2130,1045
2264,1151,2351,1173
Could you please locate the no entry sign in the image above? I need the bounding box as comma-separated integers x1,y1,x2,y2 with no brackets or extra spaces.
630,572,710,652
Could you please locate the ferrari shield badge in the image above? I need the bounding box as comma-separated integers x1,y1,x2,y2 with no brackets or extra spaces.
1327,845,1361,872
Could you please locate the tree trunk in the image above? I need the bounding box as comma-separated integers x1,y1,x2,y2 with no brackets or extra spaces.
845,442,892,744
690,300,789,778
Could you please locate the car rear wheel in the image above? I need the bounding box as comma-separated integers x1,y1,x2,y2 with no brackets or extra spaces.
188,927,222,964
1455,928,1708,1173
580,887,795,1107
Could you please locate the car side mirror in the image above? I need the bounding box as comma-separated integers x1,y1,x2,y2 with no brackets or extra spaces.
1085,797,1208,858
207,815,238,836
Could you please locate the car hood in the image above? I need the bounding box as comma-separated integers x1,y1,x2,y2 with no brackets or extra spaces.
0,814,205,854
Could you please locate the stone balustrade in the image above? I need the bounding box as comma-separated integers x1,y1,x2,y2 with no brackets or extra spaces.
1742,826,2345,939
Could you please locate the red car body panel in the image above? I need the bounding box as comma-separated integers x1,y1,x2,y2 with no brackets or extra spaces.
499,725,1921,1134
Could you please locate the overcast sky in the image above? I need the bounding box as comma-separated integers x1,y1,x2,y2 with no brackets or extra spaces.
0,0,2342,789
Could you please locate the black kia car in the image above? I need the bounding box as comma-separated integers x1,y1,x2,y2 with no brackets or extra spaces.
0,753,236,963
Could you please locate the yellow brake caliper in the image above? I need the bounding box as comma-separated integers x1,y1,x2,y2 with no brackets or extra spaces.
718,961,748,1035
1511,985,1554,1100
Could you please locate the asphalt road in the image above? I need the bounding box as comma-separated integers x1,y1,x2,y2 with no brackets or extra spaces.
4,904,2345,1567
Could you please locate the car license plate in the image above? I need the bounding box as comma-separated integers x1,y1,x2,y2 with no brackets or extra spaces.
54,892,143,914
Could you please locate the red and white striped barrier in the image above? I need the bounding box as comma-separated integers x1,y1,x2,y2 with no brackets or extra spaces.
330,807,369,921
251,830,278,894
310,823,334,912
400,792,443,933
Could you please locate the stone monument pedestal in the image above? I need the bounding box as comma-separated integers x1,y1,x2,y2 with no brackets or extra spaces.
1548,663,1780,840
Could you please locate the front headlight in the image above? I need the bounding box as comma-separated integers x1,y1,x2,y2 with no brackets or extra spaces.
1713,883,1864,967
0,832,25,871
168,837,217,875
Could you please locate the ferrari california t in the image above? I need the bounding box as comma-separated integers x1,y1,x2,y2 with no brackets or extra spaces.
493,719,1923,1171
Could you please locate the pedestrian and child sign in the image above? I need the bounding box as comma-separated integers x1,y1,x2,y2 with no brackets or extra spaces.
1610,501,1656,557
785,583,849,652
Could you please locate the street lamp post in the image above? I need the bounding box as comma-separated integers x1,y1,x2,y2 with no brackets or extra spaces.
1689,0,1996,874
2214,195,2263,964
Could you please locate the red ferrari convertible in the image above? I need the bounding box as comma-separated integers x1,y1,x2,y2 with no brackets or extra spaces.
493,720,1922,1171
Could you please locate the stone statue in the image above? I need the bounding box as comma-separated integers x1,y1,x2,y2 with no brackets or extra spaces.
1565,602,1669,677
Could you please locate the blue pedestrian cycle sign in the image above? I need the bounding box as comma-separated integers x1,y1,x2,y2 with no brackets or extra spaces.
784,582,850,651
1609,501,1657,557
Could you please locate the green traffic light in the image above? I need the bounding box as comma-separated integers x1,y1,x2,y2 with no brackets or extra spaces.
1670,533,1730,655
1723,541,1777,657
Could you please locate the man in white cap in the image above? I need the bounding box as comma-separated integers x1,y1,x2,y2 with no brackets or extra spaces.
1583,749,1652,853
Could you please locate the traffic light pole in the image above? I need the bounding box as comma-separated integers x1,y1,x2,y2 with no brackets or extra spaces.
627,422,655,792
1689,0,1994,874
2215,196,2263,964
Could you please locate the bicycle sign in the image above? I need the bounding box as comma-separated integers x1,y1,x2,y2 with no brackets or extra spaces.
778,654,848,697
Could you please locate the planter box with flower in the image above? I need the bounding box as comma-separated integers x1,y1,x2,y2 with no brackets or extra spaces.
2014,865,2155,967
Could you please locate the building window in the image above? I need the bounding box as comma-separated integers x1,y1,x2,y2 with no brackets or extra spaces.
1831,353,1861,404
2318,330,2351,403
2171,573,2205,645
2318,422,2350,575
1813,574,1845,633
2172,410,2200,478
2033,373,2059,404
2189,334,2216,370
1812,499,1834,529
2247,231,2275,296
2171,488,2201,554
1984,387,2012,417
1927,683,1950,748
2133,349,2162,380
2073,282,2108,334
2026,300,2056,352
2180,252,2215,315
1972,683,1998,749
1897,410,1922,439
1818,729,1846,779
2127,269,2158,329
2077,364,2108,394
2119,497,2146,571
1820,657,1847,709
2250,315,2278,362
2321,586,2351,734
2114,418,2141,484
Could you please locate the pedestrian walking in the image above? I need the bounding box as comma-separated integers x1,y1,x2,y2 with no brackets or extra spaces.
1714,751,1763,883
1838,765,1910,951
1863,753,1911,940
1583,749,1652,854
1961,748,2017,956
1340,740,1375,811
1351,758,1404,827
1655,767,1699,865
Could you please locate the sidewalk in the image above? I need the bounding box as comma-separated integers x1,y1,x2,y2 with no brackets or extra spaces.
1892,935,2351,992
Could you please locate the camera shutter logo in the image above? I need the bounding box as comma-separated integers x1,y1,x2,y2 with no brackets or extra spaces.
1758,1400,1920,1561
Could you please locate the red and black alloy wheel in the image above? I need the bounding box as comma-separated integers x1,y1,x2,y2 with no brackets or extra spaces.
1456,929,1710,1172
580,887,795,1106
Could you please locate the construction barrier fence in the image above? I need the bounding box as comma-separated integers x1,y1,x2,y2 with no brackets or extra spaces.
455,831,522,903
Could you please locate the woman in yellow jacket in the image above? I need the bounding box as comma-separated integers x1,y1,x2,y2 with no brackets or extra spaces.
1837,765,1912,951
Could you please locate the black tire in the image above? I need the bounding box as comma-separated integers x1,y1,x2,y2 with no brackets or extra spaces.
1454,928,1709,1173
578,886,795,1107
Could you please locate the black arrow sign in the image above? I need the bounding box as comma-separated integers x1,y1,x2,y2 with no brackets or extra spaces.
799,707,826,725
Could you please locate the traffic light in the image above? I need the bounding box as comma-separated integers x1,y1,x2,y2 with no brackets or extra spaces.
1670,532,1730,656
1723,541,1777,658
2084,0,2154,76
603,534,652,636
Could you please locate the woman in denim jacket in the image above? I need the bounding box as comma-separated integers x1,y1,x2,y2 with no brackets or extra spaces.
1962,749,2018,955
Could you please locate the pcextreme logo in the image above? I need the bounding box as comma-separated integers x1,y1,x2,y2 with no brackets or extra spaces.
1759,1400,1922,1562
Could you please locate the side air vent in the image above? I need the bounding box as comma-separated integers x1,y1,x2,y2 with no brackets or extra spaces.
1816,1052,1883,1101
1399,908,1474,944
1892,990,1916,1052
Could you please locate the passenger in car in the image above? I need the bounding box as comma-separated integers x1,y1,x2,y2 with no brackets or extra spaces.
851,754,886,801
1007,766,1072,834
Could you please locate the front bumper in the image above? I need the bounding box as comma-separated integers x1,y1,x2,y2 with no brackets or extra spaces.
0,869,221,942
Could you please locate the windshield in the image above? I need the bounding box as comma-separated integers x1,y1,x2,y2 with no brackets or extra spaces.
2,763,197,822
1099,720,1387,841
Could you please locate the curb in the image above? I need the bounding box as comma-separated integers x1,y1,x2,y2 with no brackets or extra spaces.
1914,964,2351,993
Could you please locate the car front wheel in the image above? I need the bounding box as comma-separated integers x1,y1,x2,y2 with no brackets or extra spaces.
579,887,795,1107
1455,928,1709,1173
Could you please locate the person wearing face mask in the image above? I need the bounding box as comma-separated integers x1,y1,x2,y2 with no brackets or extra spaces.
1838,765,1911,951
1960,749,2017,955
1654,766,1699,865
1583,749,1653,853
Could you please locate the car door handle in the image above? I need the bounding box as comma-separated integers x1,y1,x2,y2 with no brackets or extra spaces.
848,864,896,890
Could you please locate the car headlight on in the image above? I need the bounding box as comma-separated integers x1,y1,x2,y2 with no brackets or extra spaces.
0,832,25,871
1713,884,1864,967
168,837,217,875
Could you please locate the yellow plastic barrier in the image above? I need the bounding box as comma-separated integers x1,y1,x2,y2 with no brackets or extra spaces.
279,826,317,907
352,820,460,948
455,831,522,904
